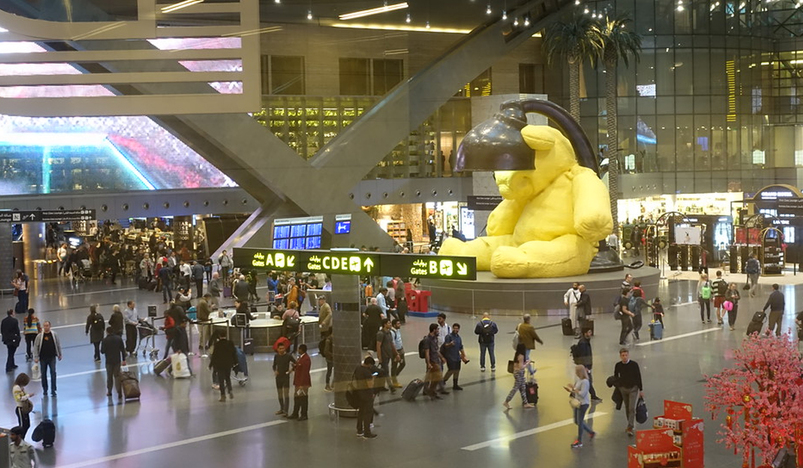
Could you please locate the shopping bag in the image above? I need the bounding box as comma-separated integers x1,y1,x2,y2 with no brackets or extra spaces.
31,363,41,381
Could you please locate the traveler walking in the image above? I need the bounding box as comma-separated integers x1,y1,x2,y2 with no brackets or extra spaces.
124,301,139,355
474,312,498,372
697,273,713,324
575,285,592,334
362,298,383,349
762,283,785,336
565,364,596,448
272,341,296,416
629,290,654,341
353,356,379,439
218,250,232,283
564,282,581,336
616,289,635,346
724,283,741,331
85,304,105,362
442,323,470,391
22,309,40,362
321,330,334,391
100,327,127,400
2,309,20,373
573,328,602,402
11,270,29,314
515,314,543,361
389,318,405,388
745,253,761,298
209,330,237,402
375,318,398,393
711,270,728,325
613,348,644,436
12,373,33,438
197,294,213,353
287,344,311,421
423,323,446,399
109,304,125,336
191,260,205,297
159,260,173,304
503,343,534,410
208,272,222,307
318,296,332,336
33,321,63,397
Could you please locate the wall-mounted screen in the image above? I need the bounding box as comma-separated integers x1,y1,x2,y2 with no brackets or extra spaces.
273,216,323,251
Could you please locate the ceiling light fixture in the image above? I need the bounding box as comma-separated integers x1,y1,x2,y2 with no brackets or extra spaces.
275,0,280,3
502,10,507,20
406,12,411,23
486,4,492,14
331,22,472,34
524,15,530,26
426,21,431,29
307,9,313,20
513,17,519,26
161,0,203,14
339,2,409,21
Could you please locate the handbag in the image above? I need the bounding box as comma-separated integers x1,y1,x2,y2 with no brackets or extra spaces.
636,396,648,424
507,360,515,374
569,394,582,409
31,363,41,381
743,283,750,291
21,399,33,414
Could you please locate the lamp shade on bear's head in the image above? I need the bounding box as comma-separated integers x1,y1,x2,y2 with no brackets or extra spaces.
454,101,534,172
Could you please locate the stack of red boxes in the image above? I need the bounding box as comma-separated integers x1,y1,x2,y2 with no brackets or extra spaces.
627,400,704,468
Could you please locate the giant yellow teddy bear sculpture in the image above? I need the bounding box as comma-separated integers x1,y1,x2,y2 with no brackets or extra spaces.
439,125,613,278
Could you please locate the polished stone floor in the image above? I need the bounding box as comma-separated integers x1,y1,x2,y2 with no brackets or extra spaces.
1,271,801,467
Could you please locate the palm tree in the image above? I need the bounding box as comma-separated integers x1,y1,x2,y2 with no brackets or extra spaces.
542,13,603,122
598,13,641,233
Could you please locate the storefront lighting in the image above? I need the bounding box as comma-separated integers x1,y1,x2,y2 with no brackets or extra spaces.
339,2,408,21
161,0,203,14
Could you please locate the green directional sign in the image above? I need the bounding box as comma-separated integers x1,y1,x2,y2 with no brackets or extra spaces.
234,248,476,280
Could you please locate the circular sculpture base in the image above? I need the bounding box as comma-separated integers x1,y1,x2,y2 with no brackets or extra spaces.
420,266,660,316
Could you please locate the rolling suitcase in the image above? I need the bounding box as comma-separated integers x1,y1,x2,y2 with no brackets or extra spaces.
649,322,663,340
746,311,766,336
119,371,141,400
525,381,539,404
561,317,574,336
32,419,56,447
154,356,171,376
579,317,594,335
243,337,254,356
402,378,425,401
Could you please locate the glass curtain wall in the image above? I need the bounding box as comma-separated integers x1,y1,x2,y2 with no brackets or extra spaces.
578,0,803,191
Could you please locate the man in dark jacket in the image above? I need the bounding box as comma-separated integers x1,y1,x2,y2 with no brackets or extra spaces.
191,260,205,298
108,305,125,336
573,328,602,402
353,356,378,439
362,298,383,349
209,331,237,402
100,327,127,399
575,284,592,335
614,348,644,436
762,283,785,336
1,309,20,372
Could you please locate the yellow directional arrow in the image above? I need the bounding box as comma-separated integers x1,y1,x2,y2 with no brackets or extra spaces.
287,256,295,268
457,262,467,275
363,257,374,272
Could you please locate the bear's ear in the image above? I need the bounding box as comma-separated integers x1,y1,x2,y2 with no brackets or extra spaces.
521,125,556,151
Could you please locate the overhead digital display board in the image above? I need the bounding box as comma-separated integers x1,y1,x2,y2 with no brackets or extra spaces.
234,248,477,280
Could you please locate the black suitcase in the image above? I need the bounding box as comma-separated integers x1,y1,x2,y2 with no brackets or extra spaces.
243,337,254,355
148,279,157,291
561,318,574,336
751,311,766,323
138,277,148,290
154,357,171,376
402,379,425,401
746,320,763,336
120,371,141,400
526,381,539,404
32,419,56,447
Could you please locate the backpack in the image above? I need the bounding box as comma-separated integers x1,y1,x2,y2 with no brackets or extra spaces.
283,315,301,336
746,258,759,274
716,279,728,296
700,282,712,300
418,336,429,359
628,296,639,315
570,343,581,362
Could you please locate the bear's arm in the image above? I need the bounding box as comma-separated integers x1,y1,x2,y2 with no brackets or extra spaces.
569,167,614,242
487,199,525,236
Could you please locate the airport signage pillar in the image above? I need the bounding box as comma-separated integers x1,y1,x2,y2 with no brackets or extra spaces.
0,224,12,294
330,274,363,412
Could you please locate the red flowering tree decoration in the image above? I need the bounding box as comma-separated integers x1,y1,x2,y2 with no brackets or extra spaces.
704,333,803,467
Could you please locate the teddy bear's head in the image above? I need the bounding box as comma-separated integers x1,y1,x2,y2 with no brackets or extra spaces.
494,125,578,200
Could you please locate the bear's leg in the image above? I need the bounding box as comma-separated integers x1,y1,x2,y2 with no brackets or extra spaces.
490,234,598,278
440,235,515,271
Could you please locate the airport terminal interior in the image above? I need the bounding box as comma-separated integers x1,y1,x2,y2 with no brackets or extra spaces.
3,0,803,466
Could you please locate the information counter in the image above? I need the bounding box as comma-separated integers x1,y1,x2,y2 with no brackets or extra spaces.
209,310,321,353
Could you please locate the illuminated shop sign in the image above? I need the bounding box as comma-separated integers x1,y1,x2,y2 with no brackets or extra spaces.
234,248,476,280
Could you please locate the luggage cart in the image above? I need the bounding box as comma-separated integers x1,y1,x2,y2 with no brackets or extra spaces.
136,320,160,360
